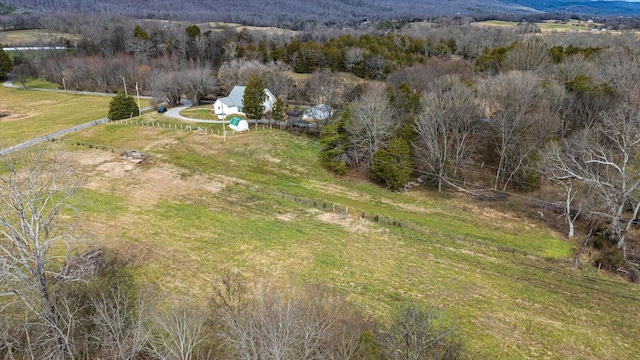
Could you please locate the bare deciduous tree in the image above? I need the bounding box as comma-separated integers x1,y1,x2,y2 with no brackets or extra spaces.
217,59,269,95
304,69,345,107
540,106,640,261
344,47,366,73
214,274,367,360
414,79,481,192
594,48,640,104
480,71,541,190
126,38,155,60
346,85,399,167
383,302,461,360
553,54,593,84
503,38,550,73
364,54,387,80
148,298,208,360
90,284,149,359
264,65,294,100
183,67,216,105
0,146,82,359
152,71,185,106
540,144,582,239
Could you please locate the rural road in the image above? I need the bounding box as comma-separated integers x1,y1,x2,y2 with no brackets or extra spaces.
162,99,227,123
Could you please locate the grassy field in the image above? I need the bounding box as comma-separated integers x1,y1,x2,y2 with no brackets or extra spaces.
23,79,61,89
0,29,78,46
0,86,114,147
0,85,155,148
52,120,640,359
474,19,607,33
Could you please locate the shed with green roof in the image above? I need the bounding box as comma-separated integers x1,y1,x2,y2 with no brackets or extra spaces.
228,116,249,131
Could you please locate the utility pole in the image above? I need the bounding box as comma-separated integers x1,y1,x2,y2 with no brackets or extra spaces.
122,77,127,95
135,82,141,116
222,112,227,143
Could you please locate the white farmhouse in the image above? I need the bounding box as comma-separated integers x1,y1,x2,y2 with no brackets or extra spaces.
213,86,276,118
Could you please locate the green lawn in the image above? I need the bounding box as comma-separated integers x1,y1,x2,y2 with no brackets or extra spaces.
179,105,220,120
0,86,154,148
24,79,60,89
59,125,640,359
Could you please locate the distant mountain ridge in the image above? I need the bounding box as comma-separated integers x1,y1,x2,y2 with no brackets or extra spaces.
503,0,640,15
2,0,639,25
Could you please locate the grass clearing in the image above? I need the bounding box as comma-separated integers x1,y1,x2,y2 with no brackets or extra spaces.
0,29,78,46
24,79,60,89
179,105,220,120
0,86,154,148
56,125,640,359
0,86,113,147
474,19,608,33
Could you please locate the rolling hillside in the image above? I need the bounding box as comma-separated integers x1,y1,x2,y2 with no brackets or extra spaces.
58,113,640,359
3,0,639,26
2,84,640,357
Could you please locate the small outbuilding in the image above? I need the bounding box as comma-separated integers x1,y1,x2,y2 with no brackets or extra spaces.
228,116,249,132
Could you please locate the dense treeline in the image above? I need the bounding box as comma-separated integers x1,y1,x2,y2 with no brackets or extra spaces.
0,0,537,28
315,30,640,279
3,0,640,29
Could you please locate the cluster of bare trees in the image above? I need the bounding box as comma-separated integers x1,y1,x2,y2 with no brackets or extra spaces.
217,59,293,99
317,30,640,275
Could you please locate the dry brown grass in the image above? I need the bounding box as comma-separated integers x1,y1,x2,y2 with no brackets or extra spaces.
0,29,78,46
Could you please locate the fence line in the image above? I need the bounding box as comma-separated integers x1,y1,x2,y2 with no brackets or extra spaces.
112,119,276,136
0,118,109,156
240,184,416,231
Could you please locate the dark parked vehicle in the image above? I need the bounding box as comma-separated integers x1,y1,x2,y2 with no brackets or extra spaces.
157,107,167,113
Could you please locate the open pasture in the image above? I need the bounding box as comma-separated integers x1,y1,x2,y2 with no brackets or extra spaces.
474,19,608,32
0,86,112,147
0,29,78,46
53,122,640,360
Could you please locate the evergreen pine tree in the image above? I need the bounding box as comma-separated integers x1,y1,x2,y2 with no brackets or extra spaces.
243,76,266,120
370,136,414,190
0,46,13,80
185,24,201,39
133,25,149,40
319,107,350,175
272,98,286,122
108,91,139,121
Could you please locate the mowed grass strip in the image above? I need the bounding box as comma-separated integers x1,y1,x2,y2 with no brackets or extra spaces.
0,86,112,147
473,20,605,33
62,125,640,359
0,29,79,46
